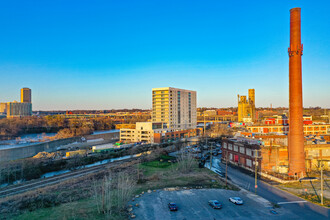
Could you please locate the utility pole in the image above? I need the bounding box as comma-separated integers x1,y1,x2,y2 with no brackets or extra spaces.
275,146,278,173
210,143,213,169
320,160,324,205
203,112,206,158
204,112,206,137
254,149,259,194
203,110,209,166
225,150,228,186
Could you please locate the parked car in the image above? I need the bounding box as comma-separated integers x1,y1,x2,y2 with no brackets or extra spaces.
229,197,244,205
299,177,317,182
168,202,178,211
208,200,222,209
214,169,225,177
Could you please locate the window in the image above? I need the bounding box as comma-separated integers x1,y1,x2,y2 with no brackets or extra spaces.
228,144,233,150
240,147,245,154
253,150,259,157
234,145,238,152
246,149,252,156
246,159,252,167
223,142,227,149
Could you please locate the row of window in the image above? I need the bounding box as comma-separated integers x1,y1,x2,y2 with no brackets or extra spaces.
223,142,256,157
227,153,253,168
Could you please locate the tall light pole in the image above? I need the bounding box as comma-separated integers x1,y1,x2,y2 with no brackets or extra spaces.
320,160,324,205
210,143,213,168
204,112,206,137
254,149,260,194
225,150,228,186
255,152,258,194
203,111,212,166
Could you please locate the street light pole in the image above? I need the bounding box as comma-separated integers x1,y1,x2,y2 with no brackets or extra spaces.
254,149,259,194
204,112,206,137
226,150,228,186
320,160,324,205
210,143,213,168
203,111,211,168
255,152,257,194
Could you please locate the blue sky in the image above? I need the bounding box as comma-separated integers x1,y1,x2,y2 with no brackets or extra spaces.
0,0,329,110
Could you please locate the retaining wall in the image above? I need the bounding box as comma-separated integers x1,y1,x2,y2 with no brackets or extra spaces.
0,131,119,162
0,137,81,162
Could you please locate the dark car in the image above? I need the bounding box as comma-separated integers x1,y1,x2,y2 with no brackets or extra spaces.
208,200,222,209
215,169,225,177
299,177,317,182
215,169,230,180
168,202,178,211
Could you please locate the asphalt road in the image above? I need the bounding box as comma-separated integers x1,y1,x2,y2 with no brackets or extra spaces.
130,189,295,220
212,157,329,219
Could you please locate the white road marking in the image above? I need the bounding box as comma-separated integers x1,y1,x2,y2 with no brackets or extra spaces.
277,201,307,205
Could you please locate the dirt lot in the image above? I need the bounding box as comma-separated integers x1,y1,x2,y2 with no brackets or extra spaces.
129,189,298,220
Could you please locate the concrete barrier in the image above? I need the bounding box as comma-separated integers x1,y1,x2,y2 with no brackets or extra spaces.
0,137,81,162
85,131,119,141
0,131,119,162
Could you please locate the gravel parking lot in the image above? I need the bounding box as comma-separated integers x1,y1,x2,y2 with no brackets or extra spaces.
129,189,297,220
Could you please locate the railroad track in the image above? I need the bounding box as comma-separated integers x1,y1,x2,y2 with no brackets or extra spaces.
0,157,135,198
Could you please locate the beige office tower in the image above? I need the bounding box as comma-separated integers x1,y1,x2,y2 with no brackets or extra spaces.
152,87,197,130
21,88,31,103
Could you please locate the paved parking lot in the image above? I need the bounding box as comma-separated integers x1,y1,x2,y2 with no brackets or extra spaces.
129,189,297,220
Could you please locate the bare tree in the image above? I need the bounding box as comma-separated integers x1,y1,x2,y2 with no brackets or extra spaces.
176,151,197,173
92,172,135,216
115,172,136,210
92,174,113,215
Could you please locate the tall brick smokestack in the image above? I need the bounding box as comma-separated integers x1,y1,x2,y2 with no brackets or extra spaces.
288,8,305,177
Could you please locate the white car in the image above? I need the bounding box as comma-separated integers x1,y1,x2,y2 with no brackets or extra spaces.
229,197,243,205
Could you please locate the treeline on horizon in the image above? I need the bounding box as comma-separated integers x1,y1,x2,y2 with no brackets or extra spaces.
197,106,328,112
33,109,151,115
32,107,328,115
0,113,151,141
0,116,117,141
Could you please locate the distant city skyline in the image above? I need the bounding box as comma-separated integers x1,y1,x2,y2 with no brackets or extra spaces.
0,0,329,110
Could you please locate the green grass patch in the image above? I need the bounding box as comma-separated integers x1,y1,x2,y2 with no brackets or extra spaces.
141,160,172,168
140,155,175,168
136,159,238,193
159,155,176,160
10,198,126,220
10,197,128,220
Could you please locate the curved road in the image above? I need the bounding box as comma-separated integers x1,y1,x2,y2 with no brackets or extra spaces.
211,157,329,219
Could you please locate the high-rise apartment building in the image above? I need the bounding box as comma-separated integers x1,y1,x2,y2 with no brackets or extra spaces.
7,101,32,118
120,87,198,144
21,88,31,103
152,87,197,130
237,89,256,122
